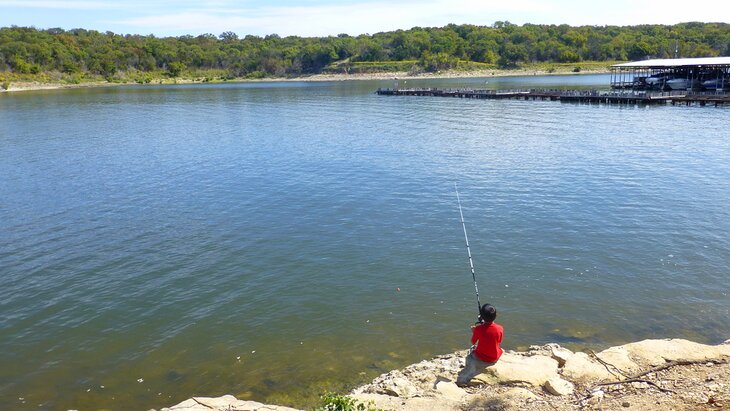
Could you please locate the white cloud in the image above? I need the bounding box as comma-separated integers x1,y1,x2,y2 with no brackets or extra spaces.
8,0,728,36
116,0,551,36
0,0,122,10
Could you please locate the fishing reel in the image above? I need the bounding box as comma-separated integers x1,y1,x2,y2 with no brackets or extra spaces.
475,315,484,325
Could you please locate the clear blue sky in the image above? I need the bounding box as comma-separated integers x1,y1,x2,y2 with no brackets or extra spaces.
1,0,729,37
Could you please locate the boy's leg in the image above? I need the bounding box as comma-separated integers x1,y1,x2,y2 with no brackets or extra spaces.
456,352,479,386
456,352,494,387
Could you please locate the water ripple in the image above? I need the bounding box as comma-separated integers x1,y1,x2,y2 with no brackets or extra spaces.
1,78,729,410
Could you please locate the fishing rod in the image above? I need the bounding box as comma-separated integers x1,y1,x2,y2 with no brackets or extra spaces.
454,183,482,319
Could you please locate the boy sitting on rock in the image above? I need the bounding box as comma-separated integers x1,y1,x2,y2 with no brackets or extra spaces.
456,303,503,387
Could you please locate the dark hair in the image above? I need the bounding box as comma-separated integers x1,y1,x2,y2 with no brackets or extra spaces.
480,304,497,323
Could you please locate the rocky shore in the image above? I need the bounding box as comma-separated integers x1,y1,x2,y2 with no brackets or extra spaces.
0,67,609,93
158,338,729,410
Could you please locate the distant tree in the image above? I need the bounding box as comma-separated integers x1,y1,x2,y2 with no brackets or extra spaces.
498,43,528,68
419,51,457,72
1,23,729,78
219,31,238,42
167,61,185,77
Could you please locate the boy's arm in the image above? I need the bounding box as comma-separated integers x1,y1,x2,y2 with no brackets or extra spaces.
470,325,479,345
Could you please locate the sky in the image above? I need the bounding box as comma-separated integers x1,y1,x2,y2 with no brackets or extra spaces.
1,0,729,37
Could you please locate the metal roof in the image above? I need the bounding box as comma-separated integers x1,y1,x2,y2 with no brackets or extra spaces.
613,57,730,68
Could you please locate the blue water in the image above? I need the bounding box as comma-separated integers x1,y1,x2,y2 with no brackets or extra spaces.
1,74,729,409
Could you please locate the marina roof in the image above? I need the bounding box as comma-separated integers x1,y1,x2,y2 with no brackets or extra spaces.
613,57,730,68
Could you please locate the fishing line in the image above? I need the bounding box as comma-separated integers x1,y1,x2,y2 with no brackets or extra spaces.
455,183,482,317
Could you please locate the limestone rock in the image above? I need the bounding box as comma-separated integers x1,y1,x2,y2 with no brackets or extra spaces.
387,377,418,397
502,387,539,401
550,345,575,367
434,380,466,401
526,343,574,367
472,352,559,386
595,345,641,374
561,352,617,382
544,377,575,396
621,339,730,366
351,392,463,411
162,395,300,411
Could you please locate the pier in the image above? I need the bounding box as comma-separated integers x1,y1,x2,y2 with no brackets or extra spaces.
378,57,730,107
376,88,730,106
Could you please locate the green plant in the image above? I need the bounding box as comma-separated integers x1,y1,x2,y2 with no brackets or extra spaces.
244,70,266,79
317,392,381,411
167,62,186,77
1,80,10,90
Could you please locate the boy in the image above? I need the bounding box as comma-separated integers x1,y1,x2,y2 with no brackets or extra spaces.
456,303,503,387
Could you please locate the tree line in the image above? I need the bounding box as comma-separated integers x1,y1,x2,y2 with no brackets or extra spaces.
1,22,728,79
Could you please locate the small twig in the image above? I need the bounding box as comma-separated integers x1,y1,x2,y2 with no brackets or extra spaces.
573,358,730,407
593,378,674,394
191,397,214,409
588,350,631,379
630,359,728,379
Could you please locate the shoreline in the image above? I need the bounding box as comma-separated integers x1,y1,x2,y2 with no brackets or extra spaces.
0,67,610,93
158,337,730,411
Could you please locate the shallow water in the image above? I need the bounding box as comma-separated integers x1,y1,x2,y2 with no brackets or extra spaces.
1,74,729,409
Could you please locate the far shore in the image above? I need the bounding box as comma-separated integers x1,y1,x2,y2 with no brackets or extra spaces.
0,67,610,94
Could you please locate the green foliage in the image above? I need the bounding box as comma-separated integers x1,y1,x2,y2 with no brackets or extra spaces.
1,79,9,90
498,43,528,68
167,61,185,77
68,73,83,84
317,392,381,411
0,23,728,80
419,51,457,72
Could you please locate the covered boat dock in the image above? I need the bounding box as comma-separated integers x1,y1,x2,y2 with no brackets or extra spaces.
377,56,730,106
376,87,730,106
611,57,730,91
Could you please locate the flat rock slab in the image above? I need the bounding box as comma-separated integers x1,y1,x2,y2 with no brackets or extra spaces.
162,395,301,411
434,380,467,401
621,338,730,366
471,352,559,386
561,352,618,382
352,393,464,411
594,345,642,374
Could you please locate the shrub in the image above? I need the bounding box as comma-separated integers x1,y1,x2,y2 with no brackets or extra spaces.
167,62,186,77
317,392,380,411
244,71,266,79
419,51,457,72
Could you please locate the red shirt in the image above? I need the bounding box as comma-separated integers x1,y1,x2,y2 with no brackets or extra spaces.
471,322,504,362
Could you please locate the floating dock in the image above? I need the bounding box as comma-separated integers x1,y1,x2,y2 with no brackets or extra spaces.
375,88,730,106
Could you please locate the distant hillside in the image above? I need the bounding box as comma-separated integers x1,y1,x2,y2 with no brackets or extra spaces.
1,22,728,81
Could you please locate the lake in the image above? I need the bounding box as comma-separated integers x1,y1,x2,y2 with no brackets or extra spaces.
1,74,729,410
